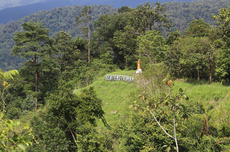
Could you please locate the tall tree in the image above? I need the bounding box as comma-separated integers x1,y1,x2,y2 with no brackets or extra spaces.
137,30,168,64
54,31,81,81
113,2,171,69
213,6,230,47
93,11,131,69
0,68,33,152
29,82,109,151
12,20,55,110
185,19,211,38
129,2,171,34
75,6,92,65
213,6,230,84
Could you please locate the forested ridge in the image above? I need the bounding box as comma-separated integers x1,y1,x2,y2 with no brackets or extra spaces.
0,0,230,71
1,0,230,151
0,5,116,71
163,0,230,33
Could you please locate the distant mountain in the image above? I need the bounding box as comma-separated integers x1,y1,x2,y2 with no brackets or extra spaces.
0,0,194,10
0,0,229,71
0,0,194,25
0,0,74,25
0,5,117,71
0,0,46,10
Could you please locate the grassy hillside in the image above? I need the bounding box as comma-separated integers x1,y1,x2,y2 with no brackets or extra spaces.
173,80,230,128
16,70,230,130
74,71,230,130
11,70,230,151
74,70,138,127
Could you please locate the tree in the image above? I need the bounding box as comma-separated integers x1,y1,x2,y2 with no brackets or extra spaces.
213,6,230,47
12,20,55,110
137,30,168,64
29,81,109,151
133,68,190,152
185,19,211,38
93,11,131,69
113,25,138,68
75,6,92,65
0,69,19,87
166,30,181,45
0,69,19,109
113,2,171,69
129,2,171,34
213,6,230,84
54,31,82,82
166,36,217,82
0,69,33,152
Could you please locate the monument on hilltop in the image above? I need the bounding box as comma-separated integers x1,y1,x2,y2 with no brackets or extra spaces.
136,59,142,73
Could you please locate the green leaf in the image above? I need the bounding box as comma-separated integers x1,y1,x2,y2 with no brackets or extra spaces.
17,144,26,152
12,133,19,142
13,120,20,127
8,139,16,144
6,120,13,131
179,88,183,93
0,148,6,152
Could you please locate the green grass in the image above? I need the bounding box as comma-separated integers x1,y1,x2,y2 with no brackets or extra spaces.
173,80,230,128
15,70,230,134
75,73,230,129
74,70,138,127
173,81,230,104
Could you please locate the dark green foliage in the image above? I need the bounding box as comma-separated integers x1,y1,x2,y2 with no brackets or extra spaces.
162,0,230,35
93,11,131,69
12,20,60,109
21,95,35,112
220,124,230,138
166,30,181,45
165,19,219,82
94,2,170,69
54,31,83,82
1,0,230,71
29,81,109,151
0,5,116,71
2,1,230,151
215,49,230,85
185,19,211,38
5,107,21,119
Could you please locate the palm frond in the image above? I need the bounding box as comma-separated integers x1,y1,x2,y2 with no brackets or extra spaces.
0,69,19,80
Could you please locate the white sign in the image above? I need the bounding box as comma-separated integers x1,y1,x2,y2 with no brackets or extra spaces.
105,75,134,82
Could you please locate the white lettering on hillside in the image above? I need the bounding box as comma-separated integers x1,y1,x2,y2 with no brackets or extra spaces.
105,75,134,82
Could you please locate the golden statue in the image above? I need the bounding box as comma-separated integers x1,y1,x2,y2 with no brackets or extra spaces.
136,59,142,73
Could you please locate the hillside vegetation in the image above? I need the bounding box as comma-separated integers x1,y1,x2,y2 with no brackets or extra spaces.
14,70,230,151
0,0,230,71
0,5,116,71
1,1,230,151
75,71,230,128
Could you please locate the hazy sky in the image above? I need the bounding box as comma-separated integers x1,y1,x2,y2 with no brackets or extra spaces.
0,0,47,9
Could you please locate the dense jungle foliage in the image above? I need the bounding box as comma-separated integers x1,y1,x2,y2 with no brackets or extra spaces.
0,4,117,71
0,0,230,71
1,1,230,151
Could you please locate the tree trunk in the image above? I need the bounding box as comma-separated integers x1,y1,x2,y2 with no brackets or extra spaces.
209,74,212,84
197,68,200,81
88,20,91,66
205,115,209,136
209,68,212,83
173,108,179,152
85,78,89,86
34,56,38,110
